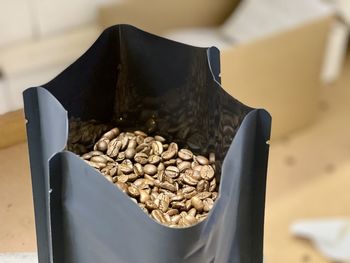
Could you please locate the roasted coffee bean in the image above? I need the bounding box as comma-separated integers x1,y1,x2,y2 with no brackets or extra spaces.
127,173,138,182
188,208,197,217
203,198,214,212
151,210,166,224
148,155,161,165
85,160,106,169
171,214,182,224
177,161,191,172
172,201,186,210
157,162,165,171
90,155,108,164
196,191,211,200
151,141,163,155
144,164,157,175
200,165,215,180
178,149,193,161
102,128,120,140
191,196,204,212
166,209,179,216
195,155,209,165
211,192,218,201
134,163,144,176
154,135,166,142
120,160,133,174
182,172,198,186
116,152,125,162
134,152,148,164
209,178,217,192
128,139,137,149
136,143,149,153
107,139,122,157
125,148,136,159
160,182,177,192
139,190,150,203
163,159,176,166
134,130,147,137
164,166,180,178
127,185,140,198
161,150,176,160
196,180,205,192
144,136,155,144
145,200,158,210
95,140,109,152
117,174,129,183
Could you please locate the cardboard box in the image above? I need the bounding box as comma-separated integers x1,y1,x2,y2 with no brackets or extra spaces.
98,1,333,138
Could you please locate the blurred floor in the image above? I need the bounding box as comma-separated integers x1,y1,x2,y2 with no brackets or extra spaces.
0,54,349,261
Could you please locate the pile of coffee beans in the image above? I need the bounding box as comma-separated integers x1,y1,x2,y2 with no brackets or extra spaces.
80,127,218,227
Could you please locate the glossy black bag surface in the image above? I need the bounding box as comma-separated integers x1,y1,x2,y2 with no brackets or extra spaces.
23,25,271,263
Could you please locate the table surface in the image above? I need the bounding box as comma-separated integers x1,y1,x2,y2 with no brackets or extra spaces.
0,55,349,262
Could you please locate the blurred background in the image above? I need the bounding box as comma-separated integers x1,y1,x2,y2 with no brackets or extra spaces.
0,0,349,262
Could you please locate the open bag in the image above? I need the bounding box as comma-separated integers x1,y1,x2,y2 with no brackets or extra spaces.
23,25,271,263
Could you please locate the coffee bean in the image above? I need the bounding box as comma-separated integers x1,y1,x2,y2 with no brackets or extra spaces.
161,150,176,161
128,185,140,198
200,165,215,180
102,128,120,140
148,155,161,165
172,201,186,210
164,166,180,178
196,192,211,200
125,148,136,159
134,152,148,164
127,173,138,182
154,135,166,142
151,210,166,224
211,192,218,201
85,160,106,169
209,178,217,192
203,198,214,212
188,208,197,217
163,159,176,166
178,149,193,161
139,190,150,203
128,139,137,149
116,152,125,162
134,163,144,176
191,196,204,212
160,182,177,192
157,162,165,171
134,130,148,137
177,161,191,172
120,160,133,174
90,155,108,164
182,172,198,186
151,141,163,155
196,155,209,165
168,142,178,154
144,164,157,175
107,139,122,157
166,209,179,216
171,214,182,224
95,140,109,152
117,174,129,183
145,200,158,211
